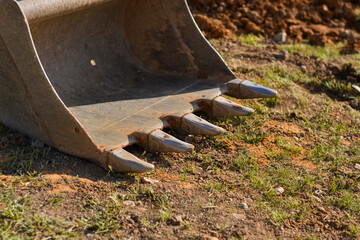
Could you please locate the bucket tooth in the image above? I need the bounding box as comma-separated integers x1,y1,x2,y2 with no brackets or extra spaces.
136,130,194,153
167,114,225,135
202,96,255,117
108,149,154,173
213,97,255,117
226,79,278,99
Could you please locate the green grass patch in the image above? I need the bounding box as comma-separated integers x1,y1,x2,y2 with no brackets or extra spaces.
279,42,344,60
238,34,265,46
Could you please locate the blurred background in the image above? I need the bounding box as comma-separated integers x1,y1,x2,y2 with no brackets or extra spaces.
188,0,360,53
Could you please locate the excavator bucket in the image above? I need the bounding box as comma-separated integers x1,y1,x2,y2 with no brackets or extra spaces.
0,0,277,173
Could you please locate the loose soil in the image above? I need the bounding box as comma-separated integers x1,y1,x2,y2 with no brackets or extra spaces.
188,0,360,52
0,40,359,239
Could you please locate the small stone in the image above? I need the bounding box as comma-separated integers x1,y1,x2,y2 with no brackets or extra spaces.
217,6,225,12
141,177,159,184
239,202,249,210
123,200,136,207
321,4,329,12
300,65,307,72
232,213,246,220
350,100,358,108
32,139,45,148
86,233,94,239
275,187,285,195
273,32,287,44
355,163,360,170
294,136,300,141
352,85,360,94
175,215,183,223
274,50,289,60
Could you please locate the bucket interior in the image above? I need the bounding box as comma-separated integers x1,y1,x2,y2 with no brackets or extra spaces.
29,0,227,147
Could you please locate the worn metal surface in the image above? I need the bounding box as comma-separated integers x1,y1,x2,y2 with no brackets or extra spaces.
0,0,277,173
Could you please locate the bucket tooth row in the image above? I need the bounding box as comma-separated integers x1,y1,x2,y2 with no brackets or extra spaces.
165,113,225,136
0,0,278,173
108,148,154,173
225,79,278,99
195,96,255,117
134,130,194,153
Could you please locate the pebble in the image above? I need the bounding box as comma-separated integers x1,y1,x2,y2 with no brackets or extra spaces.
274,50,289,60
86,233,95,239
232,213,246,220
350,99,358,108
273,32,287,44
355,163,360,170
300,65,307,73
175,215,183,223
141,177,159,184
123,200,136,207
275,187,285,194
217,6,225,12
239,202,249,210
294,136,300,141
352,85,360,94
32,139,45,148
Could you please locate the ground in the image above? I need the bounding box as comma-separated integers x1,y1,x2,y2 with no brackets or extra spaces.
1,34,360,240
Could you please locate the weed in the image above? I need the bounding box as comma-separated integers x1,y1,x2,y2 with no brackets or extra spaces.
144,187,155,200
238,34,264,46
46,195,64,208
349,224,360,238
279,43,344,60
260,97,281,108
181,164,196,174
158,208,172,223
275,137,300,155
332,191,360,213
180,221,191,230
241,131,266,144
204,181,225,192
231,150,256,172
140,218,158,230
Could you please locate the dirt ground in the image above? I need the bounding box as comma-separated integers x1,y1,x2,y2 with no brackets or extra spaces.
188,0,360,52
1,1,360,239
1,36,360,239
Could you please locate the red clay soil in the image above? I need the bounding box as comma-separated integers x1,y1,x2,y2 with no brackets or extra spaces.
188,0,360,52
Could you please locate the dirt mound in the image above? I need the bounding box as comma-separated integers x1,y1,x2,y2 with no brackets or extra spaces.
189,0,360,46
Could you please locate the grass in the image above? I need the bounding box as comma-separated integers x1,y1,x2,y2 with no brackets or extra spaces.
279,42,345,60
238,34,265,46
0,182,79,239
0,36,360,239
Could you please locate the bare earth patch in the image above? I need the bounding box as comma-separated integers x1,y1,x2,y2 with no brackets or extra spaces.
0,40,360,239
